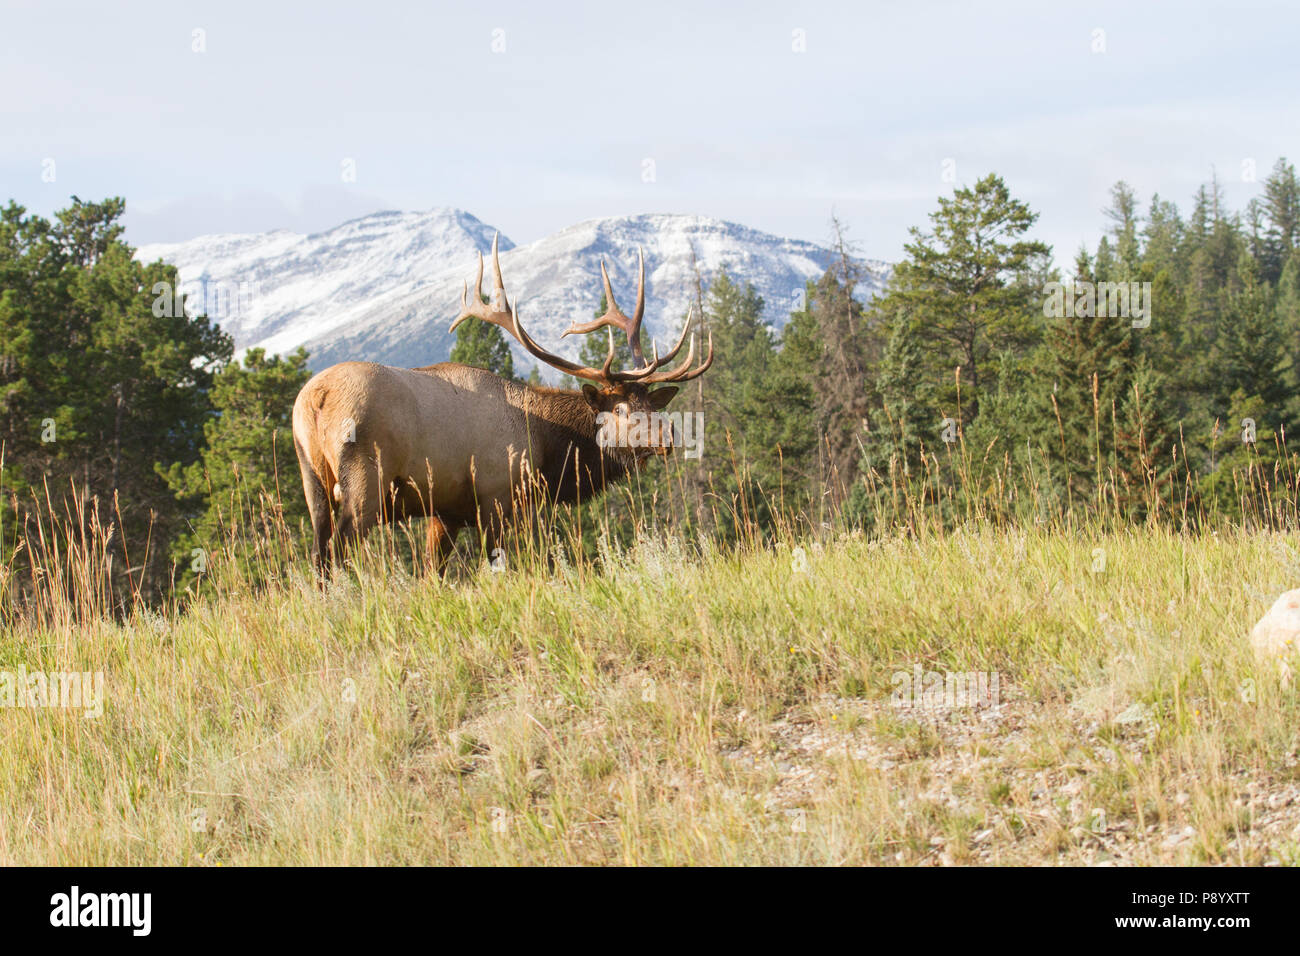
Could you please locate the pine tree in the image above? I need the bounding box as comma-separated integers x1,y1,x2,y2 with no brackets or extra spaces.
163,347,313,573
860,314,929,484
1142,194,1185,278
1113,354,1178,519
1210,250,1288,414
1105,181,1142,276
1277,248,1300,375
1261,158,1300,284
0,197,232,600
768,289,824,510
1039,247,1135,507
690,271,781,537
882,173,1052,428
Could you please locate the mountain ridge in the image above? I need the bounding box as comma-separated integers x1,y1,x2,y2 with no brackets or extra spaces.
134,209,890,376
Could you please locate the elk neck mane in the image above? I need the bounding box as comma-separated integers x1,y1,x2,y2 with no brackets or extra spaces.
509,381,629,504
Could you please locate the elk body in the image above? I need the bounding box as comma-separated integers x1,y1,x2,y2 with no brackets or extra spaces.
291,237,712,573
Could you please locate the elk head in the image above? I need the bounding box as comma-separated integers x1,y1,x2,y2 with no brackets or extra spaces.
451,235,713,468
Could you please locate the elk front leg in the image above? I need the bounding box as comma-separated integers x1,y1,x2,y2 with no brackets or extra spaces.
332,446,385,566
423,515,458,575
295,439,335,580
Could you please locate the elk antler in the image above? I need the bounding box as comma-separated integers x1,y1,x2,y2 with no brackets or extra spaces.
636,309,715,384
562,249,647,368
451,236,713,385
450,232,513,334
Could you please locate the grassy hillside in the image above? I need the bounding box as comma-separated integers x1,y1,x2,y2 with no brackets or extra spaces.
2,524,1298,865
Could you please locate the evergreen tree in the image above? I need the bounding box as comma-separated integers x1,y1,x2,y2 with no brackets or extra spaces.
1277,248,1300,378
1105,181,1142,276
1113,354,1178,519
0,197,231,601
1210,250,1288,415
162,347,313,579
691,271,782,537
1042,246,1138,507
882,173,1052,427
768,289,825,511
1261,158,1300,283
860,314,930,485
1142,194,1185,278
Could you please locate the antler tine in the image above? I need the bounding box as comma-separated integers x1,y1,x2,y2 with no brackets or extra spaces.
471,249,485,304
451,234,514,333
639,330,714,384
601,326,617,378
450,255,485,332
630,246,646,359
452,241,619,384
454,244,710,387
508,301,621,384
562,248,648,368
618,305,693,379
489,232,506,311
655,334,696,380
601,255,620,318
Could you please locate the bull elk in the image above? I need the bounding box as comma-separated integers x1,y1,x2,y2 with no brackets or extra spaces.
291,236,713,573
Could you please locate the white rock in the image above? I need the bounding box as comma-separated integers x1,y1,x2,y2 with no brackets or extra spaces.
1250,589,1300,685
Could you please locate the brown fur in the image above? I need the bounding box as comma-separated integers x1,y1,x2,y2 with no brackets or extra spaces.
292,361,672,574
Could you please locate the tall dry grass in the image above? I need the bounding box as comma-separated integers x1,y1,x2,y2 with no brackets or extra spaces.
1,417,1299,865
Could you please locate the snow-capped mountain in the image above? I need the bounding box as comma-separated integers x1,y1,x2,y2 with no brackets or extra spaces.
135,210,890,377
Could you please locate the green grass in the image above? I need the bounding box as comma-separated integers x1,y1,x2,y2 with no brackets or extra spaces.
2,523,1298,865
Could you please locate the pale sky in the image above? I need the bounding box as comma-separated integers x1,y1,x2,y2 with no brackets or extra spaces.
3,0,1298,267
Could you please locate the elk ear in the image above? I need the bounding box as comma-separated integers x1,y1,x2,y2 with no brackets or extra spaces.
648,386,679,410
581,384,602,409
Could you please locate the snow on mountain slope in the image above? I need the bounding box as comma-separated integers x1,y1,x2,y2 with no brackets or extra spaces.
135,210,889,377
134,208,508,359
